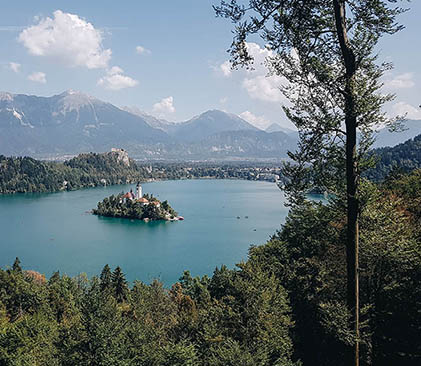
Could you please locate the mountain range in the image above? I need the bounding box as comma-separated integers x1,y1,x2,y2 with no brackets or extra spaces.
0,90,419,160
0,90,297,160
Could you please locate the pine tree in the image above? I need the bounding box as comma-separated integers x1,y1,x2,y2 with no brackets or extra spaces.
111,266,128,303
99,264,112,292
12,257,22,273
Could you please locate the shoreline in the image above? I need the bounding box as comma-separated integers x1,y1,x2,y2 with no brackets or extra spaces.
1,176,279,195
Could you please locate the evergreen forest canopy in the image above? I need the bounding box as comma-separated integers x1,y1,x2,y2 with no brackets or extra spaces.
367,134,421,181
0,168,420,365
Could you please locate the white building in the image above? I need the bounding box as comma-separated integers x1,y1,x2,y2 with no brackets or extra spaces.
136,182,142,200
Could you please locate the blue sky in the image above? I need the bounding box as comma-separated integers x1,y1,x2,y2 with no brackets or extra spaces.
1,0,420,128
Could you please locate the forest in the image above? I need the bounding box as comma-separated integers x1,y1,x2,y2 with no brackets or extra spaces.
1,169,420,365
367,134,421,181
0,152,150,193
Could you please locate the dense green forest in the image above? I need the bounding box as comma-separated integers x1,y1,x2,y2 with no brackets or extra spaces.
1,169,420,365
93,193,178,221
367,134,421,181
0,151,150,193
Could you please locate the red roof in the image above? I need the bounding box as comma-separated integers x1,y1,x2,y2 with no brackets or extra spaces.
138,198,149,203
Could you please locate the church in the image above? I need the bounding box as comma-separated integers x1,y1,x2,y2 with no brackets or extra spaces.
121,183,157,207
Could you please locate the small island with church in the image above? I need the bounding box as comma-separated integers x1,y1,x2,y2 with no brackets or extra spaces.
93,183,183,222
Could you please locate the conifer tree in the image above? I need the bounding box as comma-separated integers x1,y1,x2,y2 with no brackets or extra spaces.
100,264,112,292
12,257,22,273
111,266,128,303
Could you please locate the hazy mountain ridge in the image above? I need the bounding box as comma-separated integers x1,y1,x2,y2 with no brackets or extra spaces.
0,91,298,160
170,110,259,142
0,90,168,156
120,106,176,132
122,107,260,141
2,91,421,160
373,119,421,148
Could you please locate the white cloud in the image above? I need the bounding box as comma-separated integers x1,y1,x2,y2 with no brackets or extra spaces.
384,73,415,90
239,111,270,129
220,61,232,77
152,96,175,118
136,45,151,55
219,97,228,104
219,42,287,104
390,102,421,120
242,75,286,103
97,66,138,90
9,62,21,73
28,71,46,84
18,10,111,69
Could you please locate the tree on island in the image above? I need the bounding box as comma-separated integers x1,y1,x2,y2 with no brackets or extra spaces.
215,1,409,365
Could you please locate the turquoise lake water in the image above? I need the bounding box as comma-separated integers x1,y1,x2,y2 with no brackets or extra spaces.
0,179,289,285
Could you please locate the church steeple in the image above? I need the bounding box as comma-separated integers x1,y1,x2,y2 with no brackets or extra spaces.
135,182,142,200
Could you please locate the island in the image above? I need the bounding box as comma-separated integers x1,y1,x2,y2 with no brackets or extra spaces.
92,183,182,222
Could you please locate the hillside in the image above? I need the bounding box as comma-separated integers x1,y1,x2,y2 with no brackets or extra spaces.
367,134,421,181
0,149,149,193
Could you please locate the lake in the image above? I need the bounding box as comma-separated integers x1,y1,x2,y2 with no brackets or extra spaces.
0,179,289,286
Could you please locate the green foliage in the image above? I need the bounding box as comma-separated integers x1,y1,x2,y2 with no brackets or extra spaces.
215,0,407,200
12,258,22,273
0,255,295,365
100,264,112,292
112,266,128,303
0,152,149,194
248,174,421,365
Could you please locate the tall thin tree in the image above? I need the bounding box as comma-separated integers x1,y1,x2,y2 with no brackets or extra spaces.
215,1,409,365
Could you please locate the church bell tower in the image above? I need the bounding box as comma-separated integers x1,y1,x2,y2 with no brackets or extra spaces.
136,182,142,199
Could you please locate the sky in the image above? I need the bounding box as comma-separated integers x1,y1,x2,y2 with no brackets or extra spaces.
0,0,420,129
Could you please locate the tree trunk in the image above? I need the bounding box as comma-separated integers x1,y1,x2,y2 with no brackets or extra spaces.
333,1,360,365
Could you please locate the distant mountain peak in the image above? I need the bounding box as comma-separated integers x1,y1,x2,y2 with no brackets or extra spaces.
0,92,14,101
63,89,78,95
200,109,238,118
57,89,95,99
54,90,102,113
